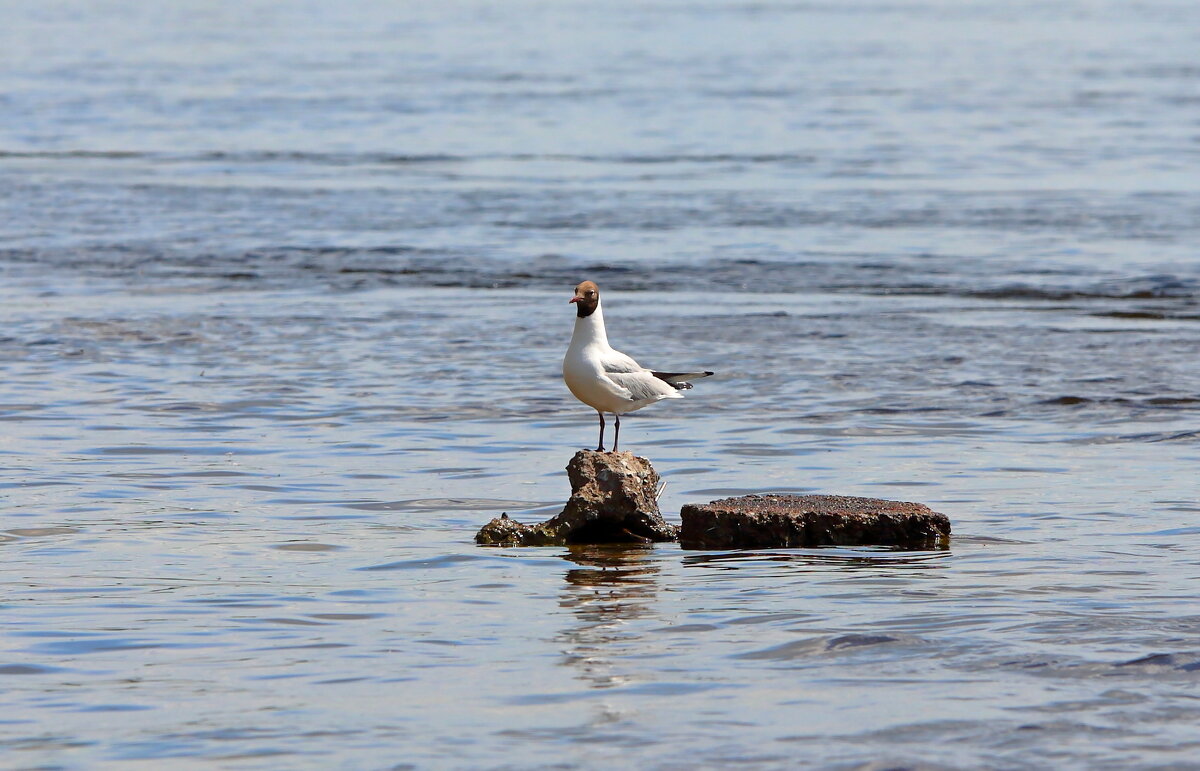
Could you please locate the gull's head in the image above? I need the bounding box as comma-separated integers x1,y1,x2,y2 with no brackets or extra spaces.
569,280,600,318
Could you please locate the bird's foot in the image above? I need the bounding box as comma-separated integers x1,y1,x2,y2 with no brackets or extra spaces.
594,445,606,452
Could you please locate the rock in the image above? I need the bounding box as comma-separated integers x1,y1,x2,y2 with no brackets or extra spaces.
678,494,950,550
476,450,678,546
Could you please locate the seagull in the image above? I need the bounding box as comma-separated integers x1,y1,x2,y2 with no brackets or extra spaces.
562,280,712,452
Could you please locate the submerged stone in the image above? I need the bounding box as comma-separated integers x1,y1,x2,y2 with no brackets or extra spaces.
678,493,950,550
475,450,678,546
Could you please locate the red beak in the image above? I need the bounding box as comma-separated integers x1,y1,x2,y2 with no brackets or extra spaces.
569,296,581,303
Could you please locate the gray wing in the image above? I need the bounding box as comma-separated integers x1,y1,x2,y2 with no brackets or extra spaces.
600,350,644,374
600,349,685,402
605,369,679,402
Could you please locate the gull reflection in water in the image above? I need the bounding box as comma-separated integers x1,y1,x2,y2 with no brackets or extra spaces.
557,546,661,691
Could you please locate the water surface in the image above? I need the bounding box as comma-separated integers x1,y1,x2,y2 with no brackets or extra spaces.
2,0,1200,768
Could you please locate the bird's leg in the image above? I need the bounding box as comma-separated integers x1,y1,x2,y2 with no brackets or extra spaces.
595,411,606,452
613,414,621,452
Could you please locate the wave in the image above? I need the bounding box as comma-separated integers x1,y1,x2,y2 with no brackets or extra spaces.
0,149,818,166
3,246,1198,305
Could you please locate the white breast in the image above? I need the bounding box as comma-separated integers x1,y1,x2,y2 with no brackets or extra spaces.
563,346,630,414
562,297,684,415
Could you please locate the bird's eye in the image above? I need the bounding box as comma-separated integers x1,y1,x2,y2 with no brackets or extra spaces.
587,290,595,296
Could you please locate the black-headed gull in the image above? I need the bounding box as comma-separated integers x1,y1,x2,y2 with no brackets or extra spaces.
562,280,712,452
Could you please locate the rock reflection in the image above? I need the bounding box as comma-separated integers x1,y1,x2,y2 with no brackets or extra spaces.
681,547,950,574
556,546,660,691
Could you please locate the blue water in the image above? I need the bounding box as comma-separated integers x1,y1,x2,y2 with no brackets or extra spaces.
2,1,1200,768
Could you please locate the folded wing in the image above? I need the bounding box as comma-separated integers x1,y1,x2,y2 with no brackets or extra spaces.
605,369,681,403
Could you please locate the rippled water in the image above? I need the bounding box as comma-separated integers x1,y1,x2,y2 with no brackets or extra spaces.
3,0,1200,767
